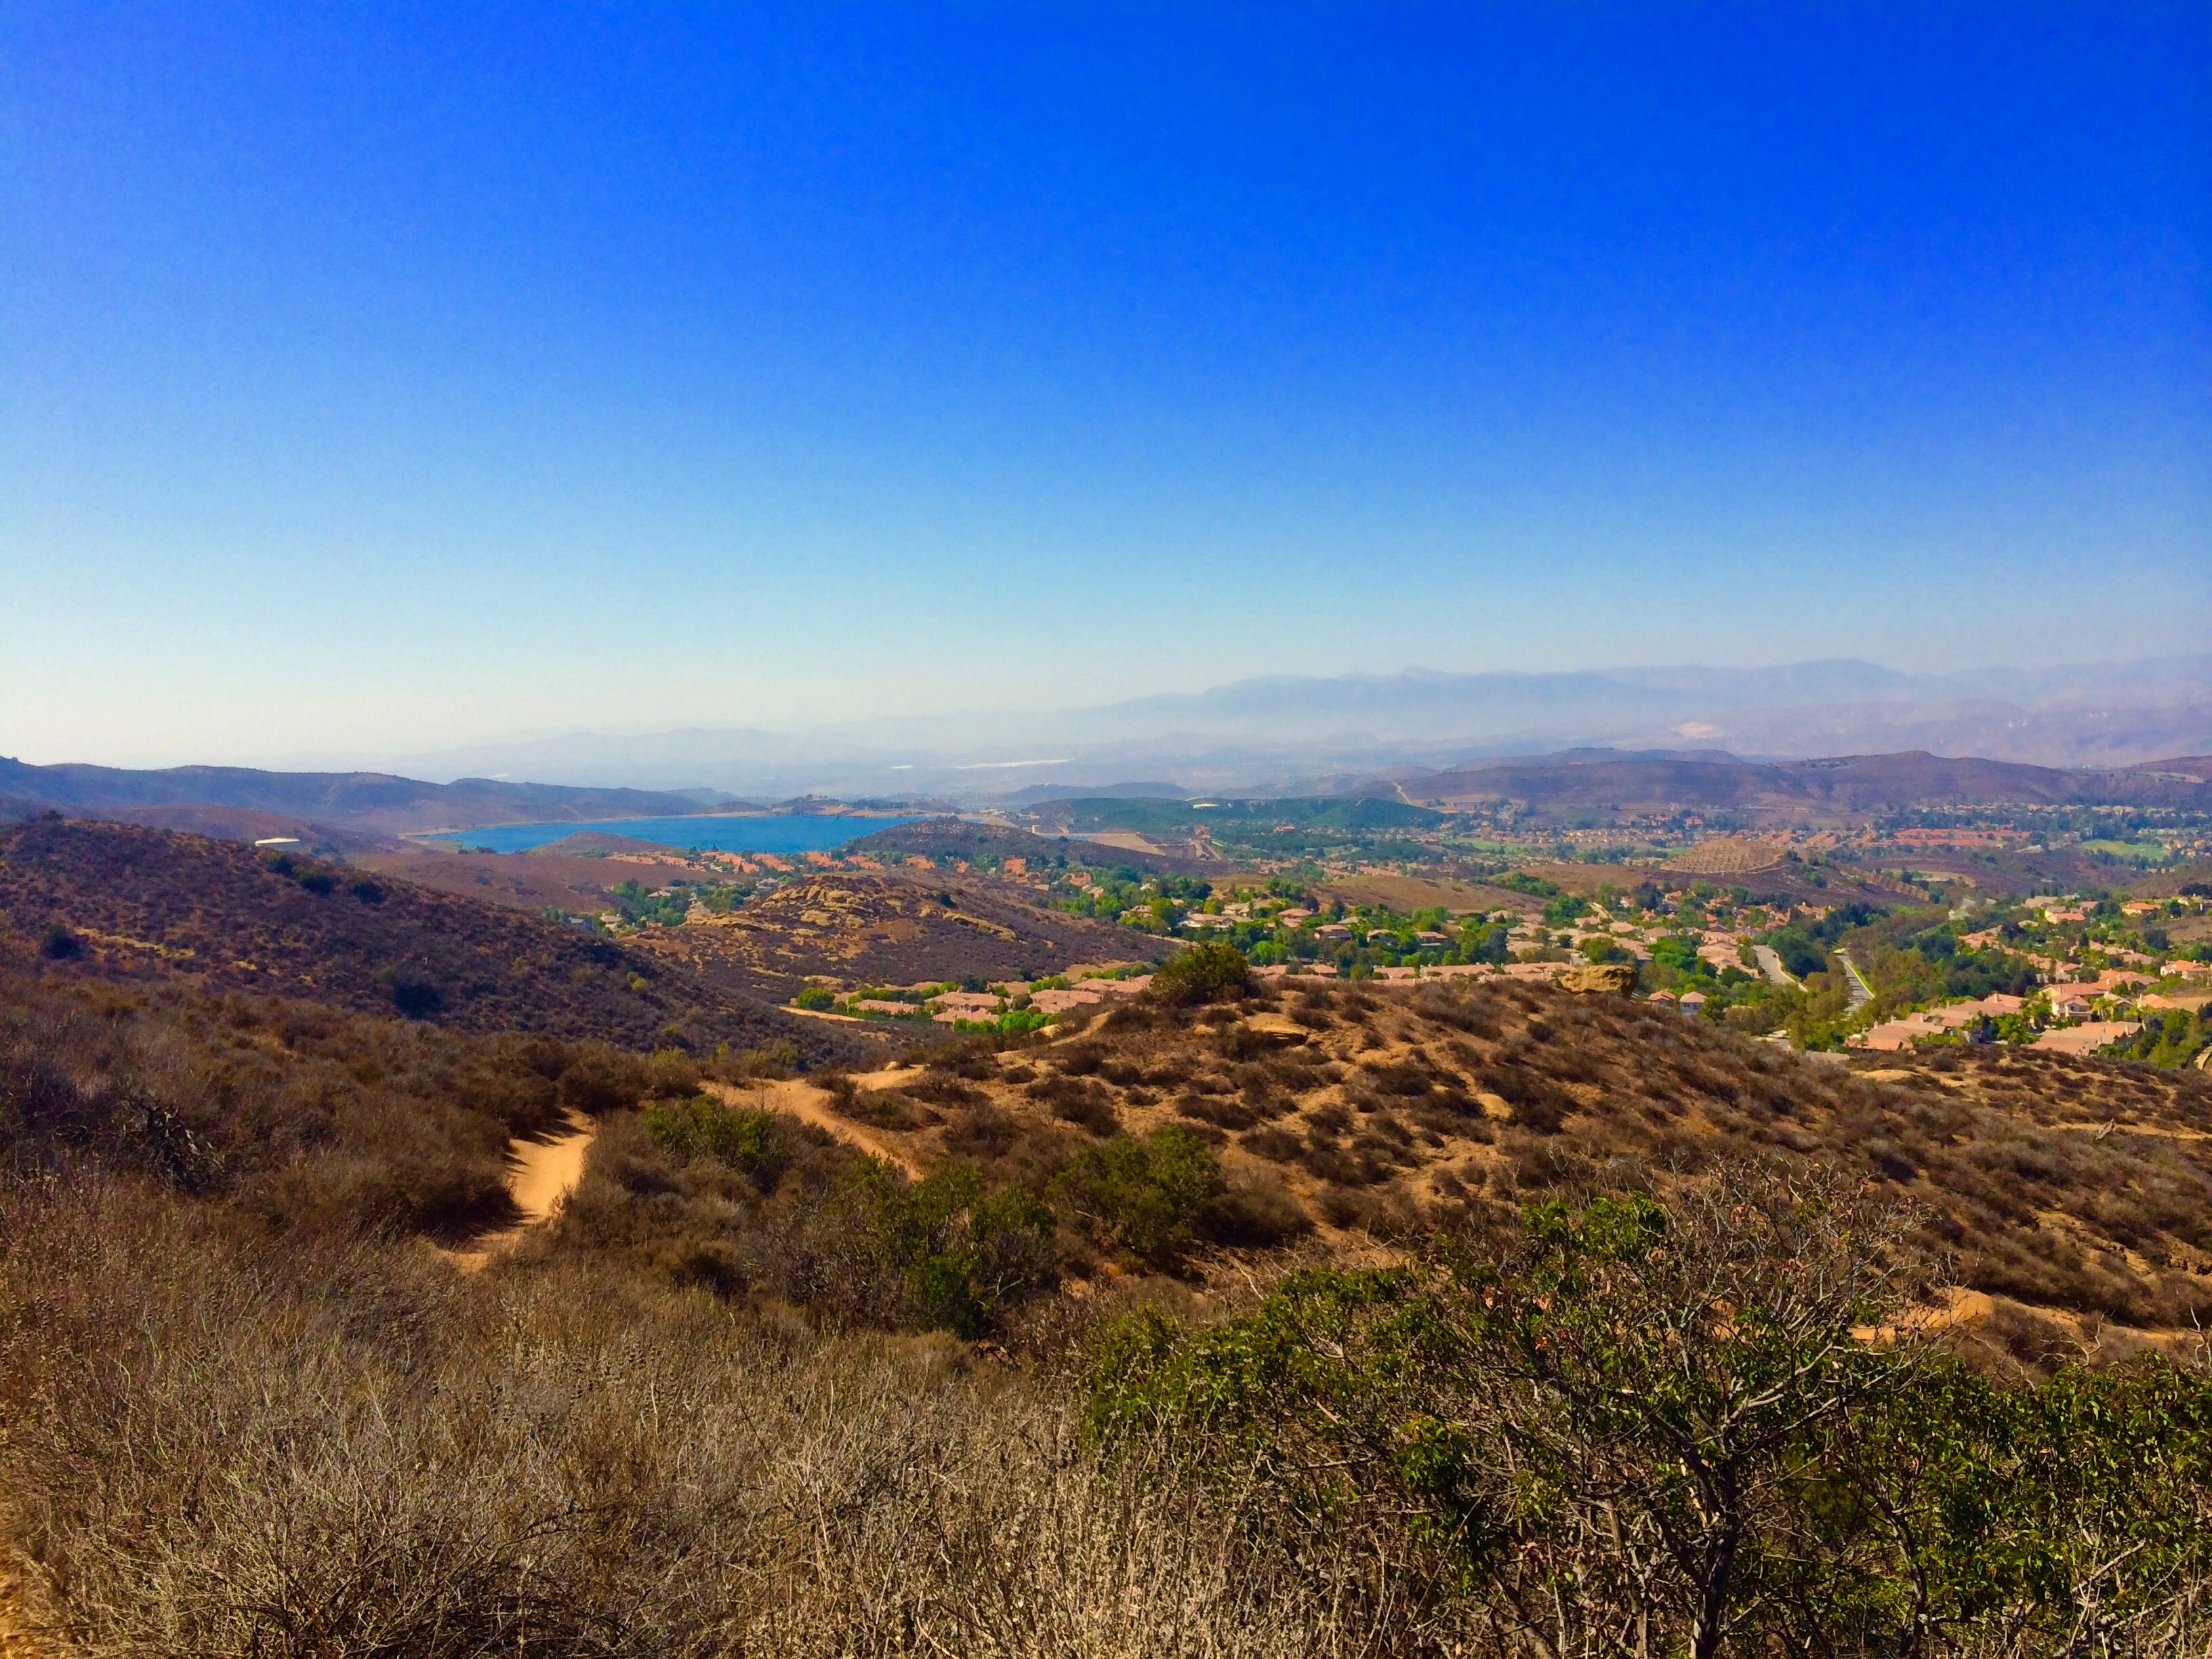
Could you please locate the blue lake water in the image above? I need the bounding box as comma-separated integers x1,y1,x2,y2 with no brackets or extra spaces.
425,813,924,856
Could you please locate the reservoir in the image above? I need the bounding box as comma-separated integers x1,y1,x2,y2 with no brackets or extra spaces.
424,813,923,855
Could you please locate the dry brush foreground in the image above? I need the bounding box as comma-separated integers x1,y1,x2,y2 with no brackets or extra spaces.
4,952,2212,1654
0,1176,1435,1658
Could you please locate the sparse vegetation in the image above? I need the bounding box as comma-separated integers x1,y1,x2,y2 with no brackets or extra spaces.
7,823,2212,1653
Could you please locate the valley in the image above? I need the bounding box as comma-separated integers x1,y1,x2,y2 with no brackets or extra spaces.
3,758,2211,1656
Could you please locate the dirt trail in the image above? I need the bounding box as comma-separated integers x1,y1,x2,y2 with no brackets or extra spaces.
443,1111,598,1271
708,1074,925,1178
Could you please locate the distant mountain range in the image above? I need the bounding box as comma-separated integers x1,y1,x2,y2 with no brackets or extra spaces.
8,655,2207,836
377,654,2212,800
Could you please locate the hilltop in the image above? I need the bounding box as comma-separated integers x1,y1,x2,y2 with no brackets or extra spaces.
636,867,1156,998
840,815,1147,867
0,817,868,1062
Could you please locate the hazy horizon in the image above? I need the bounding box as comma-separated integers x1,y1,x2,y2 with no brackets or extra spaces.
5,7,2207,769
9,651,2211,797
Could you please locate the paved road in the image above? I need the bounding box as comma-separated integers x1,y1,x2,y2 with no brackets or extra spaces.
1835,949,1875,1010
1751,943,1801,989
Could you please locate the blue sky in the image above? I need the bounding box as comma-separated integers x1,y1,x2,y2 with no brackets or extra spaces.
3,4,2206,766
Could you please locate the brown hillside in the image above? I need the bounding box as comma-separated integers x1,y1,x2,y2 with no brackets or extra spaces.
0,818,871,1063
634,868,1156,996
843,815,1176,872
1381,749,2212,823
0,757,721,835
352,845,692,912
830,978,2212,1352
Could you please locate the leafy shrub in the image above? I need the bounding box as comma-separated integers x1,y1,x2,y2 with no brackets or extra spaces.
1152,942,1251,1006
1088,1160,2212,1656
1769,926,1828,979
1540,893,1588,926
557,1047,651,1114
1049,1126,1223,1267
643,1095,787,1189
956,1006,1050,1038
823,1161,1057,1336
39,922,81,960
794,986,836,1010
1492,872,1561,899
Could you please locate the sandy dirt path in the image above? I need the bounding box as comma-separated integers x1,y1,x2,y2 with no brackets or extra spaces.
443,1111,598,1270
707,1074,925,1178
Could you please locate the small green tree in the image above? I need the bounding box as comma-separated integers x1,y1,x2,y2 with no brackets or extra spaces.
1152,941,1251,1004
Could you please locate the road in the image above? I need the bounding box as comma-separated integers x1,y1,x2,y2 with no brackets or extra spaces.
1750,943,1802,989
1835,949,1875,1010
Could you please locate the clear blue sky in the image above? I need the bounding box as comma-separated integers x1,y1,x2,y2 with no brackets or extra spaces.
3,4,2206,766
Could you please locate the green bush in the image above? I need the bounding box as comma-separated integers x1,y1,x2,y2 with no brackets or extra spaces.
1540,893,1589,926
1049,1126,1223,1267
642,1095,786,1188
794,986,836,1010
1087,1162,2212,1656
956,1007,1051,1038
823,1159,1057,1336
1152,941,1250,1005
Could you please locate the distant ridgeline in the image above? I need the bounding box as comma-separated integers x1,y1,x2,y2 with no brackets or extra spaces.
1029,797,1445,836
0,756,722,841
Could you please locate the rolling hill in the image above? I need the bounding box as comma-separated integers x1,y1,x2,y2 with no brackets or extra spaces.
823,972,2212,1356
0,817,869,1063
634,867,1158,997
1347,749,2212,823
0,758,722,838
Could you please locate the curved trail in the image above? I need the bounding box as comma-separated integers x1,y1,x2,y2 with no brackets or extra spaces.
709,1073,924,1177
445,1111,598,1271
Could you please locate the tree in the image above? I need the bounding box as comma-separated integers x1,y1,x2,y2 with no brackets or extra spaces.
1152,941,1251,1004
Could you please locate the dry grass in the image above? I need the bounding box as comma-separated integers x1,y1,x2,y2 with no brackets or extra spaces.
0,1174,1441,1658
